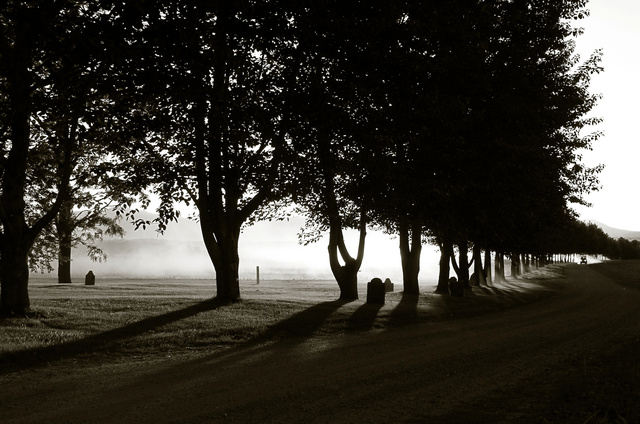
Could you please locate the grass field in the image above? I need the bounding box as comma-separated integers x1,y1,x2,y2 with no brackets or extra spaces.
2,269,560,372
2,263,639,423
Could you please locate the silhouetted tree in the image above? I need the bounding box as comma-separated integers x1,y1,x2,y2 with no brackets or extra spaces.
446,0,603,275
26,50,149,284
288,1,398,300
367,0,603,292
131,1,300,303
0,1,153,314
0,3,89,314
366,0,490,294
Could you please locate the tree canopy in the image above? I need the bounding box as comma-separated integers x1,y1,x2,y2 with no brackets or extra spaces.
0,0,608,313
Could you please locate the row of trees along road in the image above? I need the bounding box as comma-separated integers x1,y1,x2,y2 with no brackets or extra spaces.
1,1,604,314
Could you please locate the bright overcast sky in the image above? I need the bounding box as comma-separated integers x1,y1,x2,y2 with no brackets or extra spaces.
572,0,640,230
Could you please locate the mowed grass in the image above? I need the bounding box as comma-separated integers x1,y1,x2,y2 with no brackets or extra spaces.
0,272,562,372
0,281,321,365
2,263,639,422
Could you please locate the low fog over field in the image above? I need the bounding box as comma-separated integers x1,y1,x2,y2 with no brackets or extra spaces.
58,214,443,284
34,211,621,284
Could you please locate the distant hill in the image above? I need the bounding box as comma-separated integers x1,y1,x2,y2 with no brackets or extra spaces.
587,220,640,241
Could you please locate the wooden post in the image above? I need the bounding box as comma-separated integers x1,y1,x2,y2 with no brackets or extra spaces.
256,266,260,285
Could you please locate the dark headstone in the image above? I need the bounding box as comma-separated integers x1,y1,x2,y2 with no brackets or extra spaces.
449,277,464,297
366,278,385,305
384,278,394,292
85,270,95,286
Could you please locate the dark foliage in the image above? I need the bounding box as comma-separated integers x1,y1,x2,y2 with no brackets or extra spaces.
1,0,608,310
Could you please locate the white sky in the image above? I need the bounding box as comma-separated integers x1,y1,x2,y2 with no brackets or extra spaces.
572,0,640,230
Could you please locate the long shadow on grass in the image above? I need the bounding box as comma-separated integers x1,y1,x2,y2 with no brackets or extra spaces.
145,299,352,377
387,292,419,327
98,296,421,422
254,299,350,340
1,298,352,377
0,299,222,375
347,302,382,332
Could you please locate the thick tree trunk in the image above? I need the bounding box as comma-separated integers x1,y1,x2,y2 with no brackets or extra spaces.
399,217,422,295
216,235,241,303
0,6,79,314
471,244,485,286
199,217,242,303
0,236,32,315
214,233,241,302
494,251,506,283
57,243,72,284
327,221,366,301
0,167,32,313
0,29,34,315
329,251,360,301
452,240,470,289
483,249,492,286
57,203,74,284
510,253,520,278
435,239,452,293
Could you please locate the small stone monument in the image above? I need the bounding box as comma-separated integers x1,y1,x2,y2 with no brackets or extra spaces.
85,270,95,286
366,277,385,305
449,276,463,297
384,278,394,293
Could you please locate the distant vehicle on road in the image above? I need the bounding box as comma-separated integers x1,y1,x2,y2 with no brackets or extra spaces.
580,256,587,264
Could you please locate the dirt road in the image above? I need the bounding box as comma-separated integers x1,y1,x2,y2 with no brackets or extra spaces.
3,265,640,423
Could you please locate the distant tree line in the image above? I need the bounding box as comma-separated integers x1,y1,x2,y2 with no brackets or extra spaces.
553,220,640,261
1,0,608,314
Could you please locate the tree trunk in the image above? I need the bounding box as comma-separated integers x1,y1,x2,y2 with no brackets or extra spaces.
0,146,32,313
471,244,485,286
494,251,506,283
0,235,32,315
399,216,422,295
57,242,72,284
0,5,78,314
435,239,452,293
329,249,360,301
510,253,520,278
216,235,241,303
483,249,492,286
199,217,242,303
327,213,366,301
0,27,34,315
312,105,367,300
215,233,241,302
452,240,470,289
523,253,531,274
57,202,74,284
